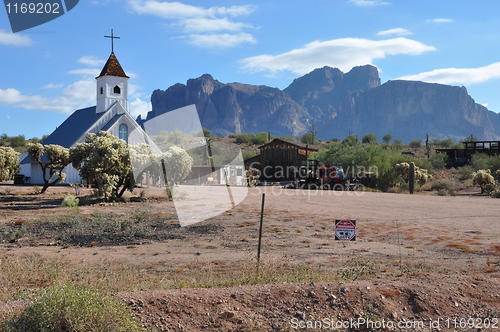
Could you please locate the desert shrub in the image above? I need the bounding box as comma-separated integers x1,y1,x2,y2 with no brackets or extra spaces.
343,134,360,146
362,132,378,145
433,138,455,148
242,151,257,160
431,179,460,193
458,165,475,181
491,190,500,198
470,153,500,175
471,169,496,194
251,132,269,145
1,283,143,332
408,139,423,148
437,188,457,196
316,143,432,190
229,133,254,144
429,153,447,170
61,195,79,211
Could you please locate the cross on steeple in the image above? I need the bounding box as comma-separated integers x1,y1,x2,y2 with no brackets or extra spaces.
104,29,120,53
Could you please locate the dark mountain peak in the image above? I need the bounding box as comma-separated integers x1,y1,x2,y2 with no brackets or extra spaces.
198,73,215,81
285,66,343,96
343,64,381,90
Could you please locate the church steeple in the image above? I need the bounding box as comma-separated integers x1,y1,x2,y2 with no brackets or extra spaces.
96,30,129,114
97,52,129,79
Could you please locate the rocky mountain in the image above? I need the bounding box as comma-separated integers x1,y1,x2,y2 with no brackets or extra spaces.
140,74,311,138
139,65,500,142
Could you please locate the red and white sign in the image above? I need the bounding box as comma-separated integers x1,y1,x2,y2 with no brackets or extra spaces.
335,220,356,241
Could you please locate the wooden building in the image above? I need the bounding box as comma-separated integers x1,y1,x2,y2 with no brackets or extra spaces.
436,140,500,167
245,138,319,182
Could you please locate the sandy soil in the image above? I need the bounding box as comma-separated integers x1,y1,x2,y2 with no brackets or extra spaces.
1,183,500,331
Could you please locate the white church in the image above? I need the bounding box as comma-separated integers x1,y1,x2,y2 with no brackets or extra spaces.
21,44,154,185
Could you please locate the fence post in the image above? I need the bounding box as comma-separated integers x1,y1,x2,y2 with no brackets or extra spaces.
257,193,266,273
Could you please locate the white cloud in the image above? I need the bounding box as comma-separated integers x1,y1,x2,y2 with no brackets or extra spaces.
377,28,412,36
0,30,32,46
397,62,500,85
130,98,152,118
349,0,390,6
427,18,454,23
0,79,95,114
43,83,64,89
67,68,101,76
186,33,256,48
240,37,436,76
128,0,256,48
78,55,105,67
128,0,254,19
178,18,252,33
6,115,10,120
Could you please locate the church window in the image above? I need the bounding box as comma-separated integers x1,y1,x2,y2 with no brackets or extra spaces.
113,85,121,94
119,124,128,143
100,86,103,94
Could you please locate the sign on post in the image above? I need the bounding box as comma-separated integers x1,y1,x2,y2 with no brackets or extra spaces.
335,219,356,241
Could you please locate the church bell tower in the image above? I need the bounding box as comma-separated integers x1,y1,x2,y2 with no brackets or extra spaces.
96,30,129,114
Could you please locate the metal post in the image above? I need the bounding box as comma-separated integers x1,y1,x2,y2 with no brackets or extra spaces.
257,193,266,273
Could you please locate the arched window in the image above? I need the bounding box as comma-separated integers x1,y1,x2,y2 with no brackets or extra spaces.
119,124,128,143
113,85,121,94
100,86,103,94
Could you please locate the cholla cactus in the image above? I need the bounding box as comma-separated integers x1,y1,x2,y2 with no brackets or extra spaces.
0,147,19,182
245,168,260,187
160,146,194,186
70,131,133,201
27,143,70,193
471,169,496,194
395,162,431,186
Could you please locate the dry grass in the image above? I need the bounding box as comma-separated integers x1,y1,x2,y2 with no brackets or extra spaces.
0,252,448,304
444,242,478,254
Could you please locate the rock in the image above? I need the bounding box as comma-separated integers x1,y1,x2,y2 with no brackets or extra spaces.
221,311,235,319
307,291,317,298
339,287,349,294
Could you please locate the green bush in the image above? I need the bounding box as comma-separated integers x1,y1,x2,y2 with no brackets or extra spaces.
429,153,447,170
315,143,431,190
362,133,378,145
1,283,144,332
431,179,459,192
61,195,79,211
458,165,475,181
408,139,423,148
437,188,456,196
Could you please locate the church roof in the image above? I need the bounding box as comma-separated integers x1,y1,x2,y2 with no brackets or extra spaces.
96,52,129,78
21,106,106,164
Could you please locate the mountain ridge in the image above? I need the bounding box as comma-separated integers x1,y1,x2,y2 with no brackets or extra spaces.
139,65,500,142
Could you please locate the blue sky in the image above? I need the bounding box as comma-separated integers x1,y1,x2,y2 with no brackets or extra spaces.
2,0,500,139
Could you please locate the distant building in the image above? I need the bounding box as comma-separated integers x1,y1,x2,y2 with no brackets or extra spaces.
245,138,320,182
436,140,500,167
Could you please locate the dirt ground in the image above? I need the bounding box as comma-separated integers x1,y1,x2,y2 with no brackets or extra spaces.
1,183,500,331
